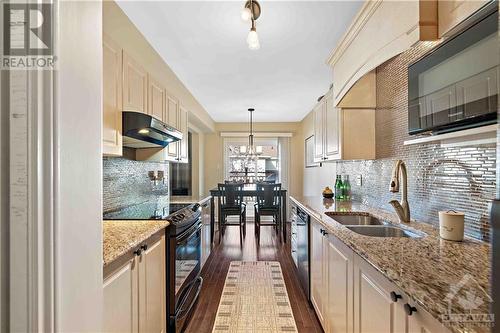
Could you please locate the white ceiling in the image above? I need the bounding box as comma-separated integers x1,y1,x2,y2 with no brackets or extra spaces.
117,1,362,122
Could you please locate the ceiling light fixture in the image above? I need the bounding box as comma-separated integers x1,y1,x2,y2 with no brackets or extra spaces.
243,108,261,160
241,0,261,50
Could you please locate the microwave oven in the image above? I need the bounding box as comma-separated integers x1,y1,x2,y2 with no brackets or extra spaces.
408,3,498,135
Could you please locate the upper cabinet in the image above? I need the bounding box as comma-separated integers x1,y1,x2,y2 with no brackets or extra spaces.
166,95,180,160
102,35,123,156
147,75,167,122
123,52,148,114
313,89,375,162
327,0,438,106
438,0,492,37
178,105,189,163
102,40,190,162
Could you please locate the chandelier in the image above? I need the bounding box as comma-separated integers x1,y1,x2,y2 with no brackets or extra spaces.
241,108,262,160
240,0,261,50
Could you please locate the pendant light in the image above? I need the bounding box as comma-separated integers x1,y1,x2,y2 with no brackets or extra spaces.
241,0,261,50
241,108,261,160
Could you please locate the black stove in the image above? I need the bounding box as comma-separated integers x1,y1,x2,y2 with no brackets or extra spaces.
165,203,201,236
165,203,203,333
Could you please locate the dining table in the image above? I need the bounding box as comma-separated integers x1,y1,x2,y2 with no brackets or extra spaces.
209,184,288,243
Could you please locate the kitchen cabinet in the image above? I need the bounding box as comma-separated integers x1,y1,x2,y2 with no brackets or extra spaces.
438,0,492,37
165,95,189,163
178,105,189,163
326,235,354,333
313,102,324,161
313,90,375,162
327,0,438,106
123,52,148,114
138,237,166,333
102,35,123,156
103,235,166,333
103,258,138,333
311,219,354,333
310,219,326,326
353,254,406,333
309,219,451,333
167,94,180,159
147,76,167,122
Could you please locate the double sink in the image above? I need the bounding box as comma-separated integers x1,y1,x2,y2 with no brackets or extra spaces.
325,213,423,238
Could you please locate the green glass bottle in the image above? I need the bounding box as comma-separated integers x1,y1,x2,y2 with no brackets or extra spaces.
343,175,351,201
335,175,343,201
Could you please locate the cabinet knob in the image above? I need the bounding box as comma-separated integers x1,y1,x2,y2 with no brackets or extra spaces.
140,244,148,251
390,291,402,302
404,303,417,316
134,248,142,256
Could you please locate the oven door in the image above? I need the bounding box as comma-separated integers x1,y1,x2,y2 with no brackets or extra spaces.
174,220,203,332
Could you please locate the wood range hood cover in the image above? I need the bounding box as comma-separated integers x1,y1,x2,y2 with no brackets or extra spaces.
326,0,438,107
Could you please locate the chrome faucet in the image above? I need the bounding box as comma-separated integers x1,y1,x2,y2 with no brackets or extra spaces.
389,160,410,223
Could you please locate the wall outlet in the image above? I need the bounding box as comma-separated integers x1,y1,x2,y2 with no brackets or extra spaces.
356,175,362,186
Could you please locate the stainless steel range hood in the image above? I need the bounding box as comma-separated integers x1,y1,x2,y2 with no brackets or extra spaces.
122,111,182,149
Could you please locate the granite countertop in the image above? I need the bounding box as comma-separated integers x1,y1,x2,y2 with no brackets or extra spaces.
290,195,491,333
103,220,170,267
170,195,211,205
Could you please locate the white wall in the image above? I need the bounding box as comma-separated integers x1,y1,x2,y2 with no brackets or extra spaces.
56,1,103,331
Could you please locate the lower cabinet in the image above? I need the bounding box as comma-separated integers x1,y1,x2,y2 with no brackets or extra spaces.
310,219,449,333
353,255,407,333
311,218,353,333
104,235,166,333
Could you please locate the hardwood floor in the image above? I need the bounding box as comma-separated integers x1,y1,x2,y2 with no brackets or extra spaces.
184,219,323,333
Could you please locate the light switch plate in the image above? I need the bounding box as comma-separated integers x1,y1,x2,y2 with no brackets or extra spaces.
356,175,362,186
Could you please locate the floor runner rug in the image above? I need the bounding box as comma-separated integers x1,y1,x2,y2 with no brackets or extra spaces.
212,261,298,333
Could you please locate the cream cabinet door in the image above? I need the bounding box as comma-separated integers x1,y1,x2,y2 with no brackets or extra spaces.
138,236,166,333
123,52,148,113
324,93,341,160
310,220,326,327
166,95,179,159
148,76,166,122
325,235,353,333
353,256,406,333
178,105,189,163
313,102,325,162
103,258,139,333
102,35,123,156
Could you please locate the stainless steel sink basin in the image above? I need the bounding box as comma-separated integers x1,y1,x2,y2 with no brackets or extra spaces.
345,225,422,238
325,213,384,226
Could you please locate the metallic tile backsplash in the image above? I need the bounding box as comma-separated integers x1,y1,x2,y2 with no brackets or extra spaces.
336,42,496,242
103,156,169,219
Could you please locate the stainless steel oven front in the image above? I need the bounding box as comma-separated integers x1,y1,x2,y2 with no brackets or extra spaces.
167,218,203,332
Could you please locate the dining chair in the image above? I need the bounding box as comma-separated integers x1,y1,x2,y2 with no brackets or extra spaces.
254,183,282,241
217,183,246,243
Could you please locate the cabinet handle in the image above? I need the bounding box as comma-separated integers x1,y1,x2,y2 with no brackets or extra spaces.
404,303,417,316
320,228,325,235
140,244,148,251
323,231,328,236
390,291,402,302
134,248,142,256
